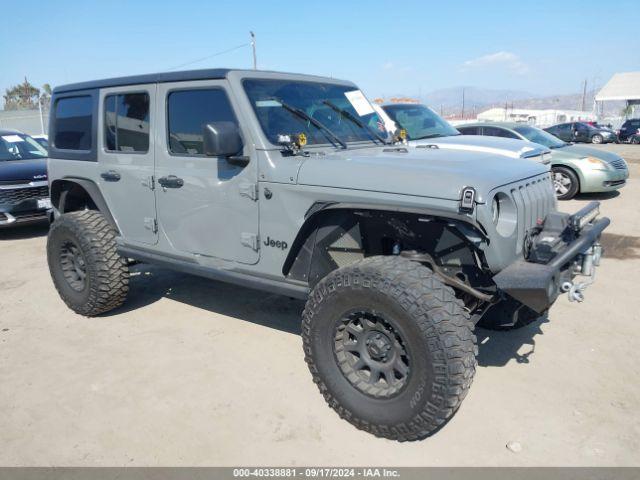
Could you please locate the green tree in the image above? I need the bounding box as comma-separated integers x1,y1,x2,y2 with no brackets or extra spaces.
3,78,41,110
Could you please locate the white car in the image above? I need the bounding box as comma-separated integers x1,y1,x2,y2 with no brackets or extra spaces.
374,103,550,164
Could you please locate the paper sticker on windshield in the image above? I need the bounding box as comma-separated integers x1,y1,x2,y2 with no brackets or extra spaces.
256,100,282,108
344,90,375,117
2,135,25,143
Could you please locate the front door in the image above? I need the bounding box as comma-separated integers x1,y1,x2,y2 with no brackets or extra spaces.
98,84,158,244
154,80,259,264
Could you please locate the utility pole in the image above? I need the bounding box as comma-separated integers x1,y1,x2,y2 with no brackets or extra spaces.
250,31,257,70
38,98,45,134
580,78,587,111
461,88,465,119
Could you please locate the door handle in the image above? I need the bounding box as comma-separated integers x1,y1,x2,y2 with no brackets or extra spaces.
158,175,184,189
100,170,121,182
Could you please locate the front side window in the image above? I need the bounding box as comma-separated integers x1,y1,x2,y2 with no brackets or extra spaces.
54,96,93,150
513,125,566,148
382,104,459,140
167,89,237,155
243,79,383,146
0,133,47,161
104,92,150,153
458,126,479,135
482,126,518,139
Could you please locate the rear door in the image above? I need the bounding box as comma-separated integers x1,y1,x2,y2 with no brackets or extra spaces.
98,85,158,244
154,80,259,264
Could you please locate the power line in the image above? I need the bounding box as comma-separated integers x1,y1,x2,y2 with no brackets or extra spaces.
166,43,250,71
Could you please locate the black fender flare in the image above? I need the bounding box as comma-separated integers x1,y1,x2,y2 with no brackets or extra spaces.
282,202,488,279
50,177,118,230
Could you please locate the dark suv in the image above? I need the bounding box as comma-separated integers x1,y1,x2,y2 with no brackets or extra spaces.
618,118,640,143
544,122,616,144
0,129,50,226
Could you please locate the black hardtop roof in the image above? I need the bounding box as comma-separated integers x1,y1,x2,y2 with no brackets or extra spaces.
52,68,349,94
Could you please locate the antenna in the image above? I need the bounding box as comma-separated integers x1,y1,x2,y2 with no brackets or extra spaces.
250,31,257,70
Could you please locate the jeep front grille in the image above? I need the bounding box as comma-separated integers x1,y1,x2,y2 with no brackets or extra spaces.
508,174,556,255
0,185,49,204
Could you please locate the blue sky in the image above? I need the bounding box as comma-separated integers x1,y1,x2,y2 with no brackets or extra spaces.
1,0,638,102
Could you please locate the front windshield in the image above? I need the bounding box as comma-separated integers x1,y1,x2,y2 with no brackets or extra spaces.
513,125,566,148
382,104,459,140
243,79,384,146
0,133,48,161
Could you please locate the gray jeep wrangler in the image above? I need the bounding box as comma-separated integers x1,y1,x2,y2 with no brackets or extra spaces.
46,69,608,441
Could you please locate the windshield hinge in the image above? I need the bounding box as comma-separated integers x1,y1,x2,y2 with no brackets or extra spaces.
241,232,259,251
239,182,259,201
144,217,158,234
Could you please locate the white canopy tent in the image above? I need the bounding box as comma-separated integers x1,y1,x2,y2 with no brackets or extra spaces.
595,72,640,119
595,72,640,102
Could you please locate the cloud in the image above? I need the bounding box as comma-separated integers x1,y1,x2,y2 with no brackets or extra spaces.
462,51,529,75
382,62,395,70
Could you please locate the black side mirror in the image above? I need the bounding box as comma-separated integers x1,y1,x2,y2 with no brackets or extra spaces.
203,122,248,166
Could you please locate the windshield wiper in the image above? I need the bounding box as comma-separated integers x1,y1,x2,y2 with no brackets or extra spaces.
413,133,445,140
275,99,347,149
322,100,387,145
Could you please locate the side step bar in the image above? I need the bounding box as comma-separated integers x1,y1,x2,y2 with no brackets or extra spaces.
118,245,310,300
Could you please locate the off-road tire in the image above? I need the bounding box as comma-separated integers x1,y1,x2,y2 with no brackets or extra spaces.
302,256,477,441
47,210,129,316
552,166,580,200
477,297,541,331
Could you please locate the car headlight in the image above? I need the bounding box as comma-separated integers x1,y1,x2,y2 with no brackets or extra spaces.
492,193,517,237
584,157,608,168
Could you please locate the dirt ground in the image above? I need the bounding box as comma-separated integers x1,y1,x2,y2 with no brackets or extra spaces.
1,145,639,467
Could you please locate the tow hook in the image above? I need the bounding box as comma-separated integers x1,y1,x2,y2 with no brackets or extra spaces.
561,243,602,303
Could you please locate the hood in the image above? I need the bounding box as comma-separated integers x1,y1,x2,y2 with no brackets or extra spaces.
297,147,548,202
0,158,48,183
557,144,623,164
409,135,550,161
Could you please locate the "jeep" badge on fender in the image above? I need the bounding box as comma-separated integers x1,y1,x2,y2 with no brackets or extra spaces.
263,236,288,250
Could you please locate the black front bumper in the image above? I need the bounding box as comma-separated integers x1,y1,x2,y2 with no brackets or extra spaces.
0,198,51,227
492,204,609,313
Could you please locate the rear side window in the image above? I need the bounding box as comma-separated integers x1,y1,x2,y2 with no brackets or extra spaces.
167,89,237,155
104,92,150,153
54,96,93,150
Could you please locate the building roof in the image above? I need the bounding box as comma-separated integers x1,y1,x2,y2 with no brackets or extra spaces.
595,72,640,101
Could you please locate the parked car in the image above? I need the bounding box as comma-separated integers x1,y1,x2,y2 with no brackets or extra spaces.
0,129,50,226
457,122,629,200
377,103,550,163
618,118,640,143
544,121,616,144
32,134,49,150
47,68,608,441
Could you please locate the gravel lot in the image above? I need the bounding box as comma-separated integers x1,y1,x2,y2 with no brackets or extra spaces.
1,145,639,466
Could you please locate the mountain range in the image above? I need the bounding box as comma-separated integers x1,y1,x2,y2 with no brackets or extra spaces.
380,87,624,117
